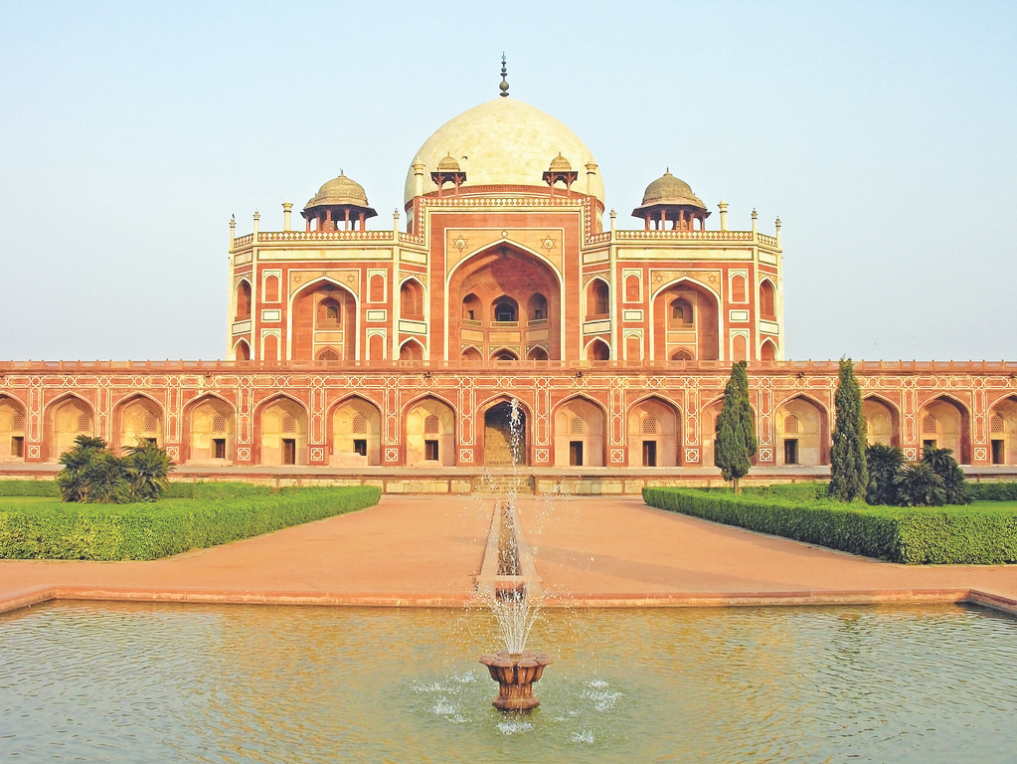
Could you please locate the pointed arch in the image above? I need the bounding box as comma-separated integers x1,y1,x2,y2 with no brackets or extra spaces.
399,277,426,321
460,345,483,361
553,395,607,467
760,338,777,362
585,338,610,361
862,394,900,448
490,346,519,361
774,394,830,466
183,393,236,464
585,277,610,320
479,395,531,467
759,278,777,321
234,279,252,321
918,394,971,464
233,338,251,361
627,394,682,467
288,277,359,361
0,393,28,461
651,277,721,361
404,394,456,466
399,338,425,361
989,395,1017,465
112,392,164,453
527,344,549,361
44,393,95,462
328,394,383,466
254,393,308,466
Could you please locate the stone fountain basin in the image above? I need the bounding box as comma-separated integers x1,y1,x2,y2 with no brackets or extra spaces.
479,650,552,711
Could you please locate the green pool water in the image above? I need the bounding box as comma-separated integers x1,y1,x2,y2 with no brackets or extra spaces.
1,601,1015,763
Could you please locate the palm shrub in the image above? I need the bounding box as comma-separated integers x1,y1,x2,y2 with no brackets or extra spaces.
865,443,905,505
828,358,868,501
56,435,175,503
125,440,175,501
894,462,946,507
921,446,971,505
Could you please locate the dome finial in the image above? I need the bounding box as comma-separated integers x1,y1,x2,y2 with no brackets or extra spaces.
499,53,509,98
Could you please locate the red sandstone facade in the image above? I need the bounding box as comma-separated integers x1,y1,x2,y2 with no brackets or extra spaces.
1,95,1015,471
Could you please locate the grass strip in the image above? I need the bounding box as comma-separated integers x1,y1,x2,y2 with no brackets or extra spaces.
643,486,1017,565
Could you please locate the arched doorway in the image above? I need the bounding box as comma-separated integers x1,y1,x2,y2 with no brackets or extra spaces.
989,396,1017,465
0,395,27,461
114,395,163,453
483,400,526,466
45,395,94,461
330,397,382,466
405,397,455,466
290,280,357,361
627,397,680,467
919,396,970,463
774,396,829,466
257,396,307,466
185,395,234,464
863,396,899,447
554,397,605,467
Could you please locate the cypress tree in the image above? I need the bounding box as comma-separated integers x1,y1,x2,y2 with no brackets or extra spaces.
829,357,868,501
715,361,757,493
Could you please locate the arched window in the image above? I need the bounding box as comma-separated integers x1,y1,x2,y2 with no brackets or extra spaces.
731,274,746,303
527,293,547,322
671,348,694,361
586,339,610,361
462,293,481,323
586,280,609,318
527,346,548,361
760,340,777,361
759,280,776,320
264,275,280,303
234,339,251,361
492,349,519,361
670,298,694,326
318,298,341,328
235,281,252,320
370,274,385,303
492,297,518,323
318,348,340,362
424,415,440,434
400,280,424,320
625,275,640,302
461,346,483,361
399,339,424,361
784,415,799,434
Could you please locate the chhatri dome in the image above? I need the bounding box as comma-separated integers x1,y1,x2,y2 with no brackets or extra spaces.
404,97,605,205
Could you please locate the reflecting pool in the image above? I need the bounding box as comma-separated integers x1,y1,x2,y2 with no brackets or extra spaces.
2,602,1015,763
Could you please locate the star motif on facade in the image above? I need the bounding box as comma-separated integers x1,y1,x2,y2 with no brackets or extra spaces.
453,235,468,250
541,236,555,250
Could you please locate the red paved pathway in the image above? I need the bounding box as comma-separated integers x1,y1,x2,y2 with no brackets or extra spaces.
1,496,1016,614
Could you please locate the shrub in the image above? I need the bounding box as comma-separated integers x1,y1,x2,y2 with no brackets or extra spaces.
922,446,971,505
0,486,381,560
894,463,946,507
56,435,174,503
643,486,1017,564
970,482,1017,502
0,480,60,497
865,443,905,505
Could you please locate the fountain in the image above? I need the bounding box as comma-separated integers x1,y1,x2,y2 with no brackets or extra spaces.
475,399,552,711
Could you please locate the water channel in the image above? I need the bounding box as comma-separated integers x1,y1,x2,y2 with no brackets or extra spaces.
2,601,1015,762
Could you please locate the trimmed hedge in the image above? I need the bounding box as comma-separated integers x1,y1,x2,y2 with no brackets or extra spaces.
970,482,1017,502
0,480,60,497
0,486,381,561
643,486,1017,564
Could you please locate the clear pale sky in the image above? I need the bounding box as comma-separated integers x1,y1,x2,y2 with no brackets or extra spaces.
1,0,1014,362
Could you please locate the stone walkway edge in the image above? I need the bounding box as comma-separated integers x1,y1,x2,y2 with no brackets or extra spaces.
4,585,1016,618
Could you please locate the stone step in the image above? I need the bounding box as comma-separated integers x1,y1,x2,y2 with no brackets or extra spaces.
472,474,534,496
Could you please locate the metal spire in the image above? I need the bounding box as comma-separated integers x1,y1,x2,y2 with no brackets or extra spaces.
499,53,509,98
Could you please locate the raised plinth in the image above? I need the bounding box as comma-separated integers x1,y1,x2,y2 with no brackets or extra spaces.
479,651,552,711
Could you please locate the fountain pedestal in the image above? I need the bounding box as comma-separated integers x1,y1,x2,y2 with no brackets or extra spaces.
479,651,552,711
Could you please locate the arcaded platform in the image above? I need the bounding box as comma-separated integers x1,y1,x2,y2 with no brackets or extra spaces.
1,496,1016,614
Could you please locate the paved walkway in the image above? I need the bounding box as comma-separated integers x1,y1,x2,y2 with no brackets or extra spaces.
1,496,1016,614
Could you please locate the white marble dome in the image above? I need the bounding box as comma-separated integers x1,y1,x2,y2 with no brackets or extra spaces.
404,97,604,205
